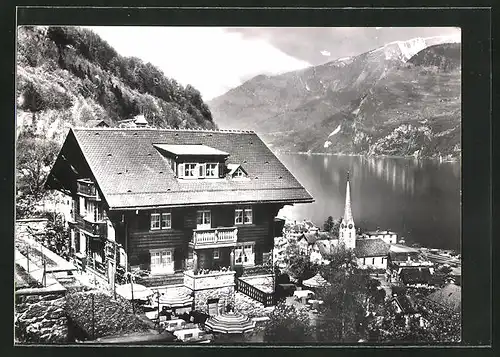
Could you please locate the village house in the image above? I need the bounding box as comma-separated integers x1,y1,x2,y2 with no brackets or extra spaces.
45,122,313,313
309,236,337,265
297,232,319,256
364,230,398,245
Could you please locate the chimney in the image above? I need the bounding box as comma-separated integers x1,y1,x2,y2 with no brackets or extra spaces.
134,114,148,127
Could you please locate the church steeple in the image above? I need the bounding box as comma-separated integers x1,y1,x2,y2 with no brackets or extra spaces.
339,170,356,249
344,171,353,223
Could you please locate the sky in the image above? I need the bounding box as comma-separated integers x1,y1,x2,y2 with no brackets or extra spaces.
87,27,461,101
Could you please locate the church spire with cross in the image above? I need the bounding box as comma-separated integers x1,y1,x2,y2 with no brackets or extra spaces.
339,170,356,249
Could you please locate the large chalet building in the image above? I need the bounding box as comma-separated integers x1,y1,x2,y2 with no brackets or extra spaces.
45,124,313,311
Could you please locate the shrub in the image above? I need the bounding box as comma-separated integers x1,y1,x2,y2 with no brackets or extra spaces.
65,291,150,340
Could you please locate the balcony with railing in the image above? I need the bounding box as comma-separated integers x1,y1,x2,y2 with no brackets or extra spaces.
189,227,238,249
77,179,100,200
81,217,106,238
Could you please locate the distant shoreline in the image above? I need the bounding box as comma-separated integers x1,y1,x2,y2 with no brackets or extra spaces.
274,151,460,162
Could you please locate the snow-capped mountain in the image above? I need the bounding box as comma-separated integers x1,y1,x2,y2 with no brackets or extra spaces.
368,35,461,63
208,39,461,159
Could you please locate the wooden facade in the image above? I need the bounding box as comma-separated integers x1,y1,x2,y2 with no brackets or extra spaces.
118,203,283,272
47,128,313,293
70,185,283,285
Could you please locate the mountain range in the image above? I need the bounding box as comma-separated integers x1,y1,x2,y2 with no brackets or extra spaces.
208,36,461,159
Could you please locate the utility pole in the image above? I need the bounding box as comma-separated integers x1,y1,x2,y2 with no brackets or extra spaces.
91,292,95,340
129,272,135,314
112,242,117,299
157,289,160,332
43,258,47,287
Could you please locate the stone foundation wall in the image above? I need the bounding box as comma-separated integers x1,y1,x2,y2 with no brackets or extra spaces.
15,294,67,344
193,286,235,314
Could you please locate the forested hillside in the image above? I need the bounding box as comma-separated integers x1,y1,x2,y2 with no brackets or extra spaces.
16,26,216,217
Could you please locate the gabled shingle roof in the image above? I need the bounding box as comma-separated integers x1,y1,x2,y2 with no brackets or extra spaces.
61,128,313,209
426,283,461,313
299,232,320,245
355,238,390,257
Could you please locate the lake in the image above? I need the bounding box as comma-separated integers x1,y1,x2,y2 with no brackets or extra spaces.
276,153,461,252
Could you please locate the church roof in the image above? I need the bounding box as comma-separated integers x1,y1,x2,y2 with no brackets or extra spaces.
355,238,390,257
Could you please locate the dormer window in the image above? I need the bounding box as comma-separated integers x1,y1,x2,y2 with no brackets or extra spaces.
234,167,245,178
228,164,248,179
206,163,218,177
184,163,196,177
153,144,229,180
179,162,219,179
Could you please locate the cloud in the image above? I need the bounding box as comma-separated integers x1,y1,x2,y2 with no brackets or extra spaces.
226,27,461,65
86,26,310,100
85,26,461,100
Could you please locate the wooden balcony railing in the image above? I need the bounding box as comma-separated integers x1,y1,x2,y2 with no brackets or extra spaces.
235,277,275,307
190,227,238,249
77,179,100,200
81,217,106,237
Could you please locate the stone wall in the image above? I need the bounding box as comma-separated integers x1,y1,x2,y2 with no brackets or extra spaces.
15,294,67,344
193,286,235,314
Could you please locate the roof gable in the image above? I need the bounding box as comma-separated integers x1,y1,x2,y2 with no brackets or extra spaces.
51,128,313,209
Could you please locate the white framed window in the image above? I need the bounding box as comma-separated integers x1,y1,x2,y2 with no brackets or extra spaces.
196,210,211,229
150,213,161,230
235,209,244,225
244,207,253,224
206,163,218,177
151,212,171,230
79,230,86,254
150,249,173,274
213,248,220,259
234,167,245,178
184,163,196,177
79,197,85,216
235,206,252,225
85,200,94,217
235,246,243,264
161,212,172,229
234,243,255,266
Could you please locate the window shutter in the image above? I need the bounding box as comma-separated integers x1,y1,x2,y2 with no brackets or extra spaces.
178,163,184,178
219,163,225,178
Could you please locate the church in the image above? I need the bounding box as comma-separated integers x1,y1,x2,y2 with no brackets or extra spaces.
338,172,391,270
